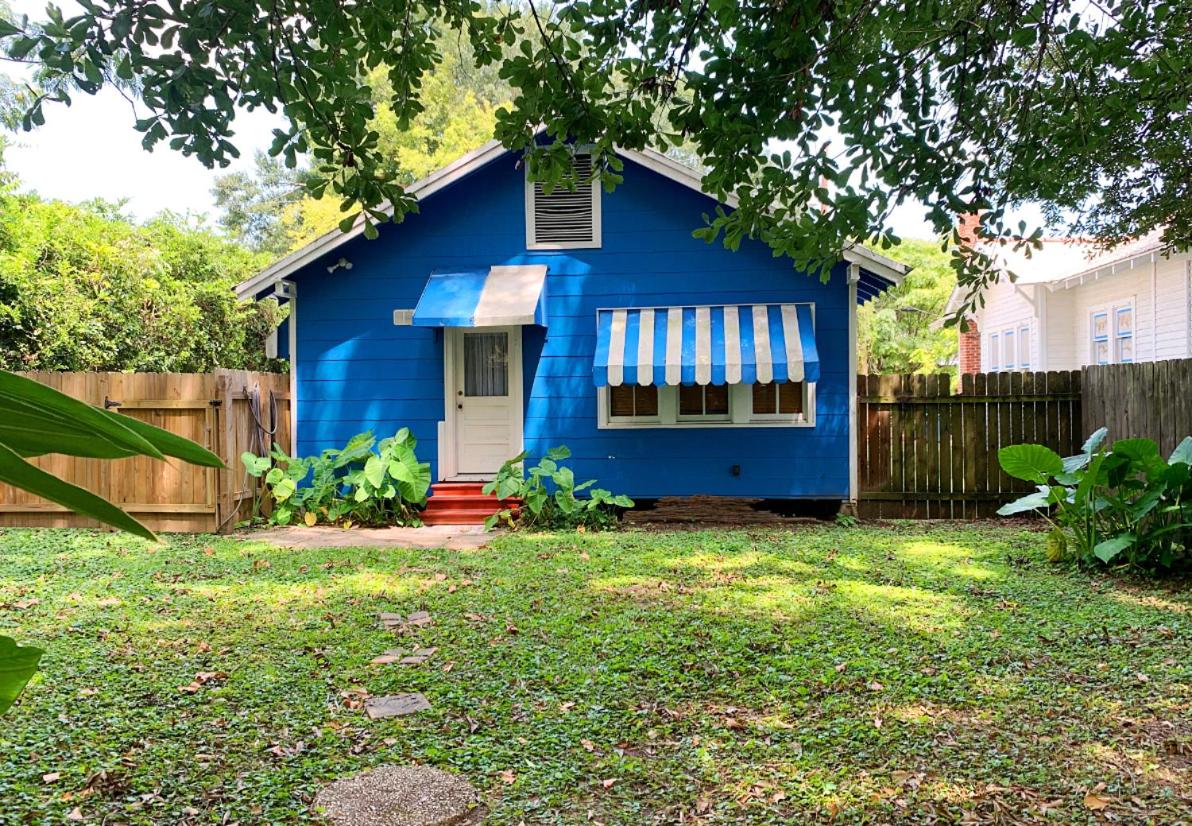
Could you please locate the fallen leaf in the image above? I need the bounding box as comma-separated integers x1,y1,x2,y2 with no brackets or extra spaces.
695,796,712,814
303,511,317,527
42,772,61,783
1083,789,1112,811
579,551,591,561
499,769,516,785
434,573,447,582
867,680,885,692
835,662,847,673
67,808,84,822
601,778,617,789
253,558,271,570
580,739,595,752
1136,672,1149,683
560,702,575,712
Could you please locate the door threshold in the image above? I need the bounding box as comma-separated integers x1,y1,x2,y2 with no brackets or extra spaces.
445,474,495,482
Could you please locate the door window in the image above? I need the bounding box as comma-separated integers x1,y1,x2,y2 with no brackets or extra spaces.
463,332,509,396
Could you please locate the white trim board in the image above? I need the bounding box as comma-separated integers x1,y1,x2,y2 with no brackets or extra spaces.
235,142,909,299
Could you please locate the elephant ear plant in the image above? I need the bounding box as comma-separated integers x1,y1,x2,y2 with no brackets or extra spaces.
483,446,634,531
242,428,431,527
0,371,223,715
998,427,1192,572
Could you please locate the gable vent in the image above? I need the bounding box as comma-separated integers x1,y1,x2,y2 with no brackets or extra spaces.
526,153,601,249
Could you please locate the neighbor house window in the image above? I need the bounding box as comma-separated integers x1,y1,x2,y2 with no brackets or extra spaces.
1018,325,1031,369
600,382,814,428
525,152,601,249
1090,310,1111,364
1115,306,1133,363
1002,330,1015,370
990,333,1000,371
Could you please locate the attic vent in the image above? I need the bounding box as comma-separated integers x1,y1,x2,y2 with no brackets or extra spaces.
526,153,601,249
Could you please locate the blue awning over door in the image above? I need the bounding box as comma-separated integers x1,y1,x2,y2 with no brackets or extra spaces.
412,265,548,327
593,303,820,387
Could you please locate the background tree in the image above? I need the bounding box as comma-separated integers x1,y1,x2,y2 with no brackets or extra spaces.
4,1,1186,315
857,240,957,374
213,30,509,255
0,182,282,372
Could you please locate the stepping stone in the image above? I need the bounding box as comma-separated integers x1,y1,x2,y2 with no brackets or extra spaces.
408,610,433,627
365,693,432,720
377,611,434,631
371,647,438,666
400,647,437,666
315,764,485,826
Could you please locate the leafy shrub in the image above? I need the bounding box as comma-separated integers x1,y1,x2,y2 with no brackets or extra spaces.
998,428,1192,572
242,428,430,527
482,446,634,531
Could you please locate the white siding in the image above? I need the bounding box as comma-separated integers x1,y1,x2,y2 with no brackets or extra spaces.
1054,254,1190,368
977,275,1040,371
977,251,1192,370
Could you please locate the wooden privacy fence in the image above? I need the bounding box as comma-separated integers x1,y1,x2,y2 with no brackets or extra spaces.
0,370,291,533
1083,359,1192,456
857,372,1083,518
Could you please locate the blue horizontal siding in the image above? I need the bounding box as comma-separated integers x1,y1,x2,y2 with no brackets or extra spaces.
290,152,853,498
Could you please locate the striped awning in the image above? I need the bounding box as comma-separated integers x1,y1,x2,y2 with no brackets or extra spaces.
593,304,819,387
412,265,547,327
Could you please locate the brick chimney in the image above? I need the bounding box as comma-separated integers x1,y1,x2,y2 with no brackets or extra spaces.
958,317,982,374
957,211,982,246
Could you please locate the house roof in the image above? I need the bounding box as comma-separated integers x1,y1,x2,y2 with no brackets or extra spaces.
234,141,908,300
943,229,1180,318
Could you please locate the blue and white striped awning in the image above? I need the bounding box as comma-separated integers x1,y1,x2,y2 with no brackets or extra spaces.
412,265,548,327
594,304,820,387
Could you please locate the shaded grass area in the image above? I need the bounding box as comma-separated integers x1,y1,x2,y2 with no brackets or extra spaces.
0,524,1189,824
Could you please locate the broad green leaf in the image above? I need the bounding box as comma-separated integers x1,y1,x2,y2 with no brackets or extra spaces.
0,441,155,540
998,444,1063,483
997,488,1053,516
546,445,571,461
272,477,296,502
1093,533,1135,563
241,452,271,476
0,635,43,715
0,371,163,460
109,410,223,467
1082,427,1109,454
1169,436,1192,465
364,455,386,487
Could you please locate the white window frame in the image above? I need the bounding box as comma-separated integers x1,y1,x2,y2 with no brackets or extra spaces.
1002,329,1015,370
1089,300,1135,366
990,333,1000,371
524,153,602,250
1018,324,1031,369
1114,305,1134,363
599,383,816,429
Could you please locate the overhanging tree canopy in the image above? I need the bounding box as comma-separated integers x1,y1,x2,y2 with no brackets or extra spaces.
3,0,1188,317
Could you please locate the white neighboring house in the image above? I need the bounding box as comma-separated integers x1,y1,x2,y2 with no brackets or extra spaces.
948,229,1192,373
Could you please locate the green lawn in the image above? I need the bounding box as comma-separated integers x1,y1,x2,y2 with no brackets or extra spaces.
0,524,1188,824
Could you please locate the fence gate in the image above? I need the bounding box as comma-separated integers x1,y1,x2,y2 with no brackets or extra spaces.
0,370,290,533
857,371,1082,518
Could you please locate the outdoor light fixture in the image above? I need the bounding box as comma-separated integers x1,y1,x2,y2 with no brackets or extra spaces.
327,257,353,274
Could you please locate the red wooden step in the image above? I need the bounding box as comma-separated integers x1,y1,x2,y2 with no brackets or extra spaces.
421,482,518,526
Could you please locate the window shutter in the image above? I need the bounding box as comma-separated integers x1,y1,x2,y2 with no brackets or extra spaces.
528,154,600,247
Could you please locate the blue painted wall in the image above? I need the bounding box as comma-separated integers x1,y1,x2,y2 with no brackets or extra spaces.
289,152,853,498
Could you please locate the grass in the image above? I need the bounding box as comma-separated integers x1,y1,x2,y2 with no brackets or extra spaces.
0,523,1189,824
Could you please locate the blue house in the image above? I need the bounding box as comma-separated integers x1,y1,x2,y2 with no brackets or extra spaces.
236,142,907,508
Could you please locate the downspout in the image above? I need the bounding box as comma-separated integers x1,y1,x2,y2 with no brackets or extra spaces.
1151,253,1158,361
1187,258,1192,357
277,279,298,455
847,263,860,507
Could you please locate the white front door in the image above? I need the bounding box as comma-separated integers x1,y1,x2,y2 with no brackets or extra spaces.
448,327,522,478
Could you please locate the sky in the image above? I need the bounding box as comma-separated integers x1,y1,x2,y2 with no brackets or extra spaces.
1,0,946,239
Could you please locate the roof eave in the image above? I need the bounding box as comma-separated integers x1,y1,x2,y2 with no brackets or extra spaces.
235,141,910,299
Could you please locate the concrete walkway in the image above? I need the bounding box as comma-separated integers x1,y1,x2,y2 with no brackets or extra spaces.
242,524,493,550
